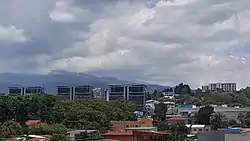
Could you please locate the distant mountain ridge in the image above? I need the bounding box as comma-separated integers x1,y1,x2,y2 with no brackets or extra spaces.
0,71,169,94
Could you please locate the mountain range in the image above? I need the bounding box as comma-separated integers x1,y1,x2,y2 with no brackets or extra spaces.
0,71,169,94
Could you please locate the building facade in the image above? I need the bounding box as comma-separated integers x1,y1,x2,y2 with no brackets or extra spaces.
178,106,250,121
108,84,147,110
92,88,103,99
202,83,236,92
57,86,73,100
209,83,236,92
8,87,25,96
74,85,93,99
9,86,45,96
57,85,93,100
25,86,45,95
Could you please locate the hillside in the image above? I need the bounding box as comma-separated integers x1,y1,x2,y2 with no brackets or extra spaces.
0,71,169,93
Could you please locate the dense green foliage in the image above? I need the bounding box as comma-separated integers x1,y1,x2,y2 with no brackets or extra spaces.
153,102,168,121
0,94,136,139
174,83,191,95
197,105,214,125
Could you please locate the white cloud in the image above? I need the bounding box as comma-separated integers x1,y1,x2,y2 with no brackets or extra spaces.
50,0,91,23
0,25,27,42
2,0,250,89
48,0,250,88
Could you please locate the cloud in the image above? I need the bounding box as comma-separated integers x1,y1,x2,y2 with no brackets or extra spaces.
1,0,250,89
0,25,27,42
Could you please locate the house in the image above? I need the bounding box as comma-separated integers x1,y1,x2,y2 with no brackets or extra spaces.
104,132,133,141
125,127,158,132
166,117,188,125
104,130,170,141
25,120,46,128
133,130,170,141
186,124,211,134
110,118,153,132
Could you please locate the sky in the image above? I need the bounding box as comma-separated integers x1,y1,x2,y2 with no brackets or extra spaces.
0,0,250,89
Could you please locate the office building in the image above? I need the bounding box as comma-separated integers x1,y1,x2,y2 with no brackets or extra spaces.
57,86,73,100
108,84,146,111
202,83,236,92
57,85,94,100
209,83,236,92
8,87,25,96
74,85,93,100
25,86,45,95
9,86,45,96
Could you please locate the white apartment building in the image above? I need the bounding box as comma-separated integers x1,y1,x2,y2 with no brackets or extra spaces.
202,83,236,92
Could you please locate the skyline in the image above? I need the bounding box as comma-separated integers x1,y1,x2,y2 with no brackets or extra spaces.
0,0,250,88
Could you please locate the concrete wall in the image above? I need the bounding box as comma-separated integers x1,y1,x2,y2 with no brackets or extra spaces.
225,133,250,141
197,131,225,141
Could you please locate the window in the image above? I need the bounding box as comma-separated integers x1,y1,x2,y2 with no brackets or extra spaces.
193,129,197,131
126,125,129,127
135,125,138,127
199,129,202,131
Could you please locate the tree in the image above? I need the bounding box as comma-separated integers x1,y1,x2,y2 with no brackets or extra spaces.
75,132,103,141
243,112,250,127
238,113,245,127
0,120,22,138
228,119,239,127
210,113,228,130
29,124,68,135
153,103,168,121
197,105,214,125
174,83,191,95
51,134,70,141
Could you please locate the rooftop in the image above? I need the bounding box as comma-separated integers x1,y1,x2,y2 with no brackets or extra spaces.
125,127,157,130
68,130,99,134
167,117,187,121
186,124,205,128
104,132,133,136
132,130,170,135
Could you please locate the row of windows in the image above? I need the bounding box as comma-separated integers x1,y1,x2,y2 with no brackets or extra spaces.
58,88,71,93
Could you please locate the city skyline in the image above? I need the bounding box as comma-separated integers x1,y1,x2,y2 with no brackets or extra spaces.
1,0,250,89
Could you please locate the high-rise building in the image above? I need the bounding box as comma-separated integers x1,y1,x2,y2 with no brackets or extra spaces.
208,83,236,92
8,87,25,96
108,84,146,111
74,85,93,100
57,86,73,100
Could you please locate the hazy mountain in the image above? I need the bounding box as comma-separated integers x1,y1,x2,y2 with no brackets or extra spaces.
0,71,169,94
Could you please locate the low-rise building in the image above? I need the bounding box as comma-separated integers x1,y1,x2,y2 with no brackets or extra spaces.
25,120,46,128
166,115,188,125
178,105,250,121
67,130,99,141
110,118,153,132
186,124,211,134
104,130,170,141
